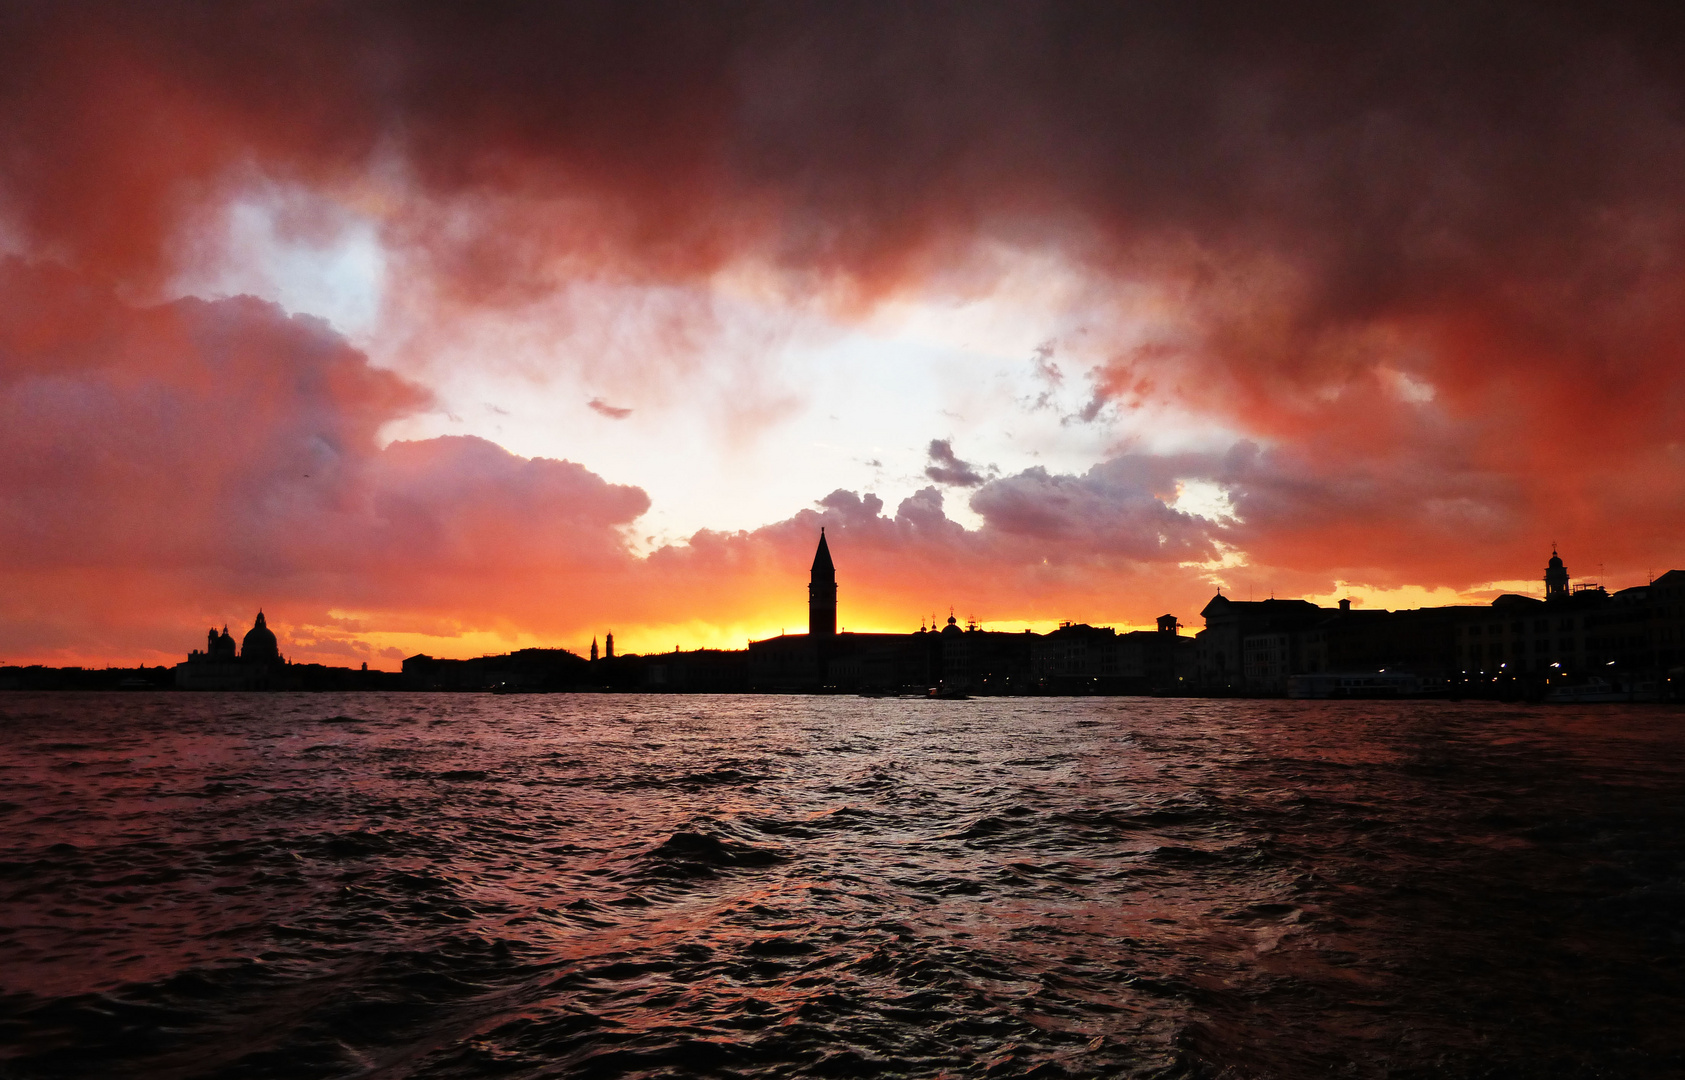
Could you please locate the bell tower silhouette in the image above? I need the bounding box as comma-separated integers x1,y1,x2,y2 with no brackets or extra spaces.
809,529,837,638
1545,545,1569,601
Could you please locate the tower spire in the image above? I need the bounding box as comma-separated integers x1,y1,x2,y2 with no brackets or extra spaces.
808,529,836,637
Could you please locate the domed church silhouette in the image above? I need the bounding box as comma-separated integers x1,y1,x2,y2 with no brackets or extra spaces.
176,610,290,689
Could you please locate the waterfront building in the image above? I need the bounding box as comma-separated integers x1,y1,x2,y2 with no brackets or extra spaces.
175,611,292,690
403,648,589,691
747,531,1187,694
1193,595,1326,692
163,544,1682,698
1194,548,1685,698
748,536,1013,692
1652,570,1685,672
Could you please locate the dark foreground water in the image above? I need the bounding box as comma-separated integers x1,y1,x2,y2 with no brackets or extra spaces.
1,695,1682,1079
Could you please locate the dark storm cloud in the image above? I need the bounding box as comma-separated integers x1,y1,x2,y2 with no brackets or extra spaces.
6,1,1684,297
2,0,1685,644
10,0,1661,511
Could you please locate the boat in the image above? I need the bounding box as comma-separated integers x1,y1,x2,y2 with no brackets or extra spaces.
1288,672,1425,699
1544,675,1660,703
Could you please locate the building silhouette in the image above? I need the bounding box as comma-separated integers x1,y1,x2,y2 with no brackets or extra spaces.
403,647,589,691
204,625,236,659
809,528,837,638
170,541,1683,698
241,611,280,663
744,530,1192,694
176,610,291,690
1194,595,1326,690
1545,547,1570,600
1188,547,1685,699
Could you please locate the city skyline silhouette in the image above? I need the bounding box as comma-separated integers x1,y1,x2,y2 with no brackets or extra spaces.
4,7,1685,671
140,531,1685,701
6,9,1685,1077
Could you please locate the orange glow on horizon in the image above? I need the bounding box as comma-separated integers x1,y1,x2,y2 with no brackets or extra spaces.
4,8,1685,667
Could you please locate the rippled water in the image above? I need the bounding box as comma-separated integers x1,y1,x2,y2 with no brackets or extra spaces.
1,694,1682,1078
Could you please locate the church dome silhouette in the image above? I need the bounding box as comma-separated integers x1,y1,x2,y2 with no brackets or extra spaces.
240,611,280,663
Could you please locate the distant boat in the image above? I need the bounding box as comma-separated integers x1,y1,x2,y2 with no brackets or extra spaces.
1544,675,1660,703
1289,672,1425,699
927,686,971,700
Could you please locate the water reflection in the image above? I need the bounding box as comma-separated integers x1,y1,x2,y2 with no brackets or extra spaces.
1,694,1681,1077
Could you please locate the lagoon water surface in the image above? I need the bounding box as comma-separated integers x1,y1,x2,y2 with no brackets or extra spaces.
2,694,1682,1078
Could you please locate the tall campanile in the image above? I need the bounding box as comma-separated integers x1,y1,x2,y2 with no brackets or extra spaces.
809,528,837,638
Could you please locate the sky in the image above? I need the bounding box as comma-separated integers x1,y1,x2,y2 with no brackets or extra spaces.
4,1,1685,669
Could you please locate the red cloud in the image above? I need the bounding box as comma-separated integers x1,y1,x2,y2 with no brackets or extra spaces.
0,260,650,664
0,255,1668,664
3,6,1685,661
0,255,1244,662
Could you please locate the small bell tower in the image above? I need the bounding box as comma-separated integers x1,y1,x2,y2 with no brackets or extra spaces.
1545,546,1569,601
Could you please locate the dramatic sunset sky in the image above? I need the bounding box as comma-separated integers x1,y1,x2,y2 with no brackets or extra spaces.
4,2,1685,668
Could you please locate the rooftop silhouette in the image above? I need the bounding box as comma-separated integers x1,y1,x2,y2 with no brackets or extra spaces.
142,535,1685,701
